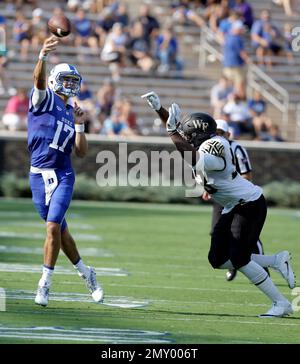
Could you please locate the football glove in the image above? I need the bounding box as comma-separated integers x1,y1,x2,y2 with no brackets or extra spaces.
141,91,161,111
167,103,181,134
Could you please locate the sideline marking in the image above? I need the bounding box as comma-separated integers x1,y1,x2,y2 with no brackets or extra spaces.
106,282,290,295
5,289,149,309
0,326,171,344
0,263,128,276
0,221,94,230
0,231,102,241
0,245,113,257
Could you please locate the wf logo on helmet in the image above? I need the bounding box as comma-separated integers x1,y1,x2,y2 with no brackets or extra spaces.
192,119,209,131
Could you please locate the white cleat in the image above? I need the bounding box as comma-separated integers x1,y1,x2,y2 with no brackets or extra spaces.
78,267,104,303
259,300,293,318
35,285,49,307
273,251,296,289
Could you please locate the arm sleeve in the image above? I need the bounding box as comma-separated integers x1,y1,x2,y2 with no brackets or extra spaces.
29,88,54,113
169,131,199,167
194,151,225,172
31,87,47,108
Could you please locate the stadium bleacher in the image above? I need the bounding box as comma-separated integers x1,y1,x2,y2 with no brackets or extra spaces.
1,0,300,140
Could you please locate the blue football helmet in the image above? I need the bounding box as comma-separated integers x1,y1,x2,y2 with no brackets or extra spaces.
48,63,82,97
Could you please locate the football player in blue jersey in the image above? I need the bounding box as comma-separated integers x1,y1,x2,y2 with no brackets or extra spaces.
28,35,104,307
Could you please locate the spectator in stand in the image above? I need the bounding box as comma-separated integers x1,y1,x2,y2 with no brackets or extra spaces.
136,4,160,46
101,100,134,136
155,25,183,76
283,23,294,63
95,6,117,47
234,0,253,30
67,0,82,13
120,97,137,132
272,0,298,17
218,109,236,137
0,55,9,96
252,115,284,141
115,2,130,28
126,21,156,72
73,8,99,54
13,12,31,60
2,88,29,131
223,93,252,138
264,124,285,142
210,75,234,118
247,90,266,120
172,2,205,27
68,0,102,13
207,0,231,34
0,14,6,31
10,0,38,9
95,79,116,124
217,10,241,44
261,22,283,68
30,8,47,49
75,81,97,133
88,0,116,13
0,15,15,96
222,20,250,98
101,22,128,81
251,10,282,67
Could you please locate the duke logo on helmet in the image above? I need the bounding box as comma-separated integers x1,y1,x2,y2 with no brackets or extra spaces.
48,63,82,98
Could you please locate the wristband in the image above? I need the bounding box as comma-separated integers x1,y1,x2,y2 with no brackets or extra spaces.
75,124,85,133
39,51,48,61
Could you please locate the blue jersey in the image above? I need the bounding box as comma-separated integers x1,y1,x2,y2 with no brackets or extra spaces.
27,88,76,170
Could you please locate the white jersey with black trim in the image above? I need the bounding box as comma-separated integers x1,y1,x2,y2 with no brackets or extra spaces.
229,140,252,175
194,135,262,213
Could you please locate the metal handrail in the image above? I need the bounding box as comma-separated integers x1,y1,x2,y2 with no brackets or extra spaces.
199,24,290,136
247,64,290,133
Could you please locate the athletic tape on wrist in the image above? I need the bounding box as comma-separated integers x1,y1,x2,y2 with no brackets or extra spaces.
75,124,85,133
38,51,48,61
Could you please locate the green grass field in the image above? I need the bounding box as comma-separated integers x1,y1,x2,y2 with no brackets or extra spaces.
0,198,300,344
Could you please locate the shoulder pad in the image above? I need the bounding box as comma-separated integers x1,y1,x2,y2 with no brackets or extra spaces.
200,139,225,157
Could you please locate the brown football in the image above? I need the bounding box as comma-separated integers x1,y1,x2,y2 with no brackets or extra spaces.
48,15,71,37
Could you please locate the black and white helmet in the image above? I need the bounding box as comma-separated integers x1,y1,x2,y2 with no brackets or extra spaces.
177,112,217,148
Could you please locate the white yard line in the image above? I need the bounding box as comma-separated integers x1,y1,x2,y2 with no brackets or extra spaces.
0,245,113,257
0,326,171,343
0,231,102,241
0,263,128,276
4,289,148,308
0,221,94,230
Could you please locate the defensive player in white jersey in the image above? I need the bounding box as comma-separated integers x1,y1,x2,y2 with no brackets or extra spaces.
203,119,268,282
142,91,295,317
